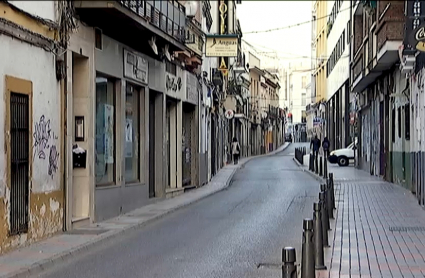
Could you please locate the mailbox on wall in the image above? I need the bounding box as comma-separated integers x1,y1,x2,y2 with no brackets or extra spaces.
72,144,87,168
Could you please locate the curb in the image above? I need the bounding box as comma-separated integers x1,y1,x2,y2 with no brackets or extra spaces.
292,157,325,182
5,143,291,278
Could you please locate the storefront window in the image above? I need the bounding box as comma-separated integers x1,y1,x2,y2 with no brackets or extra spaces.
95,76,116,186
125,83,140,183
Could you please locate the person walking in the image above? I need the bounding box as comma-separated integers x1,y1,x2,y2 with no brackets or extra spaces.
322,137,330,158
231,137,241,165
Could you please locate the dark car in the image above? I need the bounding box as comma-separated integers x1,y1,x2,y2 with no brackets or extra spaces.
285,133,292,142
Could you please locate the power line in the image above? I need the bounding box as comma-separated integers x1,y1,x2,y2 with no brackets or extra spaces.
243,4,353,35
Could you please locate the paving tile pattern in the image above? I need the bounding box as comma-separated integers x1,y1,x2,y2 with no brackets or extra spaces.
315,166,425,278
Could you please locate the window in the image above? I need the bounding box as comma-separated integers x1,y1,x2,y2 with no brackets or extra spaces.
95,76,116,186
95,28,102,50
125,83,140,183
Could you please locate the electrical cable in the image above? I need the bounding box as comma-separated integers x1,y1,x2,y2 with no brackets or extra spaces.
243,4,353,34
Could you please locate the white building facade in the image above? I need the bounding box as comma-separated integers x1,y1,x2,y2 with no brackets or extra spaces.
326,0,351,150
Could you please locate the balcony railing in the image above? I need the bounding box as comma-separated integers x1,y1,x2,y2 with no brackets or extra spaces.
119,0,186,43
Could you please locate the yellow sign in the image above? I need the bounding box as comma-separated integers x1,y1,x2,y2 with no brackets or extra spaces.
205,36,238,57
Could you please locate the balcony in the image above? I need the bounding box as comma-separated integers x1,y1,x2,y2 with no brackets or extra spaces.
74,0,187,56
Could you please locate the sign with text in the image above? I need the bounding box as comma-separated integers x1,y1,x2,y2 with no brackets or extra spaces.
205,35,238,57
165,74,182,92
409,23,425,52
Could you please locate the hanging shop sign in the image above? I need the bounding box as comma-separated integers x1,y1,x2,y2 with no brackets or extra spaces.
205,35,238,57
409,23,425,52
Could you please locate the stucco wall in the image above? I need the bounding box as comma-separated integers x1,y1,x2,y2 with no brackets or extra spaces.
0,34,63,253
7,1,56,22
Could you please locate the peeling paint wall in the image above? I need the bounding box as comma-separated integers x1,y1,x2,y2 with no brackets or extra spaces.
0,20,63,253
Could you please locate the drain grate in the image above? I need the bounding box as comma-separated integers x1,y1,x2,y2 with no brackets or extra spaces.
389,226,425,232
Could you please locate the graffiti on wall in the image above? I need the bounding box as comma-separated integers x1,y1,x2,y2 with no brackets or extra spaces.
33,115,59,178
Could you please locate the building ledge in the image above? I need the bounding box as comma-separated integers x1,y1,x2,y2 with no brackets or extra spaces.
351,70,381,93
375,40,402,71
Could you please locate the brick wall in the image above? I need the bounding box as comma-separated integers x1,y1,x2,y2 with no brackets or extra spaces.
376,1,405,51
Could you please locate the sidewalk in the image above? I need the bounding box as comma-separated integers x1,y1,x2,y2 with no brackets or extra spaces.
298,161,425,278
0,143,290,278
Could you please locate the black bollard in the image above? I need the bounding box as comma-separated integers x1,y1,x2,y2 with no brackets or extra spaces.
301,218,315,278
282,247,297,278
329,173,336,209
323,183,334,219
319,192,329,247
313,203,326,270
309,153,314,171
319,156,323,177
323,157,328,178
314,154,319,174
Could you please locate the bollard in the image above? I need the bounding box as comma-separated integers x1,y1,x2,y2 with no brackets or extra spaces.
323,157,327,178
323,183,334,219
301,218,315,278
313,203,326,270
329,173,336,209
319,189,330,231
282,247,297,278
314,154,319,174
309,153,314,171
319,156,323,177
319,192,329,247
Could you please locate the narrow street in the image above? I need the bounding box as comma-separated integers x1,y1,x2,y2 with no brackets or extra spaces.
33,143,317,278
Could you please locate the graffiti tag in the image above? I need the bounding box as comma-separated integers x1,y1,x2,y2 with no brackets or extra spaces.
48,145,59,178
33,115,51,159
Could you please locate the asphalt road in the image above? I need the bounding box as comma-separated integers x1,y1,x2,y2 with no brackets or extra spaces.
35,143,319,278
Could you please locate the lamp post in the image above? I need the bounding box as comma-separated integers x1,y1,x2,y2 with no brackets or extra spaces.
185,1,198,18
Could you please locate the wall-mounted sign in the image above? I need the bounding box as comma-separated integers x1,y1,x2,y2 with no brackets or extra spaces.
166,74,182,92
409,23,425,52
186,73,199,105
225,109,234,119
123,49,148,84
205,35,238,57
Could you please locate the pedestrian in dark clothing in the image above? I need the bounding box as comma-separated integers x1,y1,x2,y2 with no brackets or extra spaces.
322,137,330,158
231,137,241,165
310,135,320,158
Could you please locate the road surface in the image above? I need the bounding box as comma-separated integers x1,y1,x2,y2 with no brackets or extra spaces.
34,143,319,278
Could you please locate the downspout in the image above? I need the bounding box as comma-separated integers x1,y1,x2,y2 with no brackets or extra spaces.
349,0,356,167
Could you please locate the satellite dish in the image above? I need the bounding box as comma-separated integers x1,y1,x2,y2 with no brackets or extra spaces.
148,36,158,55
164,44,172,62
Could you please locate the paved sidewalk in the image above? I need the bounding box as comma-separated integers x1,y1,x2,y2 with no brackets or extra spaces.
0,143,289,278
297,160,425,278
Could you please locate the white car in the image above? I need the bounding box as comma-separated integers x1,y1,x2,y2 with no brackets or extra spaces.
328,140,357,167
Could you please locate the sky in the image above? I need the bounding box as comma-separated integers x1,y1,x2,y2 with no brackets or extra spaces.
237,1,313,68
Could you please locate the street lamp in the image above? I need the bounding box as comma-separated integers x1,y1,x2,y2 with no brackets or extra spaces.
185,1,198,18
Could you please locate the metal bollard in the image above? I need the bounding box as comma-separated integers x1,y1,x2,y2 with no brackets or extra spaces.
282,247,297,278
323,157,327,178
301,218,315,278
309,153,314,171
319,192,329,247
313,203,326,270
329,173,336,209
319,156,323,177
314,155,319,174
324,183,334,219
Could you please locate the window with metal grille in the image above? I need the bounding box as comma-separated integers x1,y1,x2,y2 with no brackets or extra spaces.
9,93,30,235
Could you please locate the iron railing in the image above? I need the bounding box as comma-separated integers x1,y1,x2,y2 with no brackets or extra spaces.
119,0,186,43
10,93,30,235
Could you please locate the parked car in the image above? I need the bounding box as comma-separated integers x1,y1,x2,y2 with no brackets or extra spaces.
328,140,357,167
285,133,292,142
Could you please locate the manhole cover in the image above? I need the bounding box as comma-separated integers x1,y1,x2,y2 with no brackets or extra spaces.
67,229,109,235
389,226,425,232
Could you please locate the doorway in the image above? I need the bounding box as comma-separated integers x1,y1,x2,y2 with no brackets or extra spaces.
149,91,156,198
